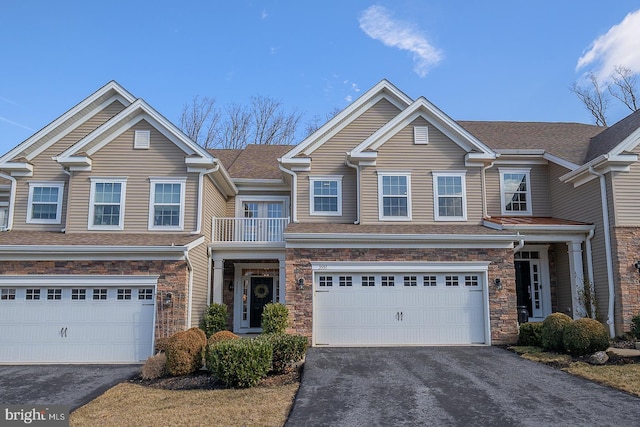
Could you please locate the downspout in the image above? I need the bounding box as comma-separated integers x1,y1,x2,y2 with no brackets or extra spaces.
481,161,496,219
513,235,525,254
345,158,360,224
184,248,194,328
585,228,596,318
588,167,616,337
0,173,16,231
206,246,213,305
192,163,220,235
278,163,298,223
60,168,71,233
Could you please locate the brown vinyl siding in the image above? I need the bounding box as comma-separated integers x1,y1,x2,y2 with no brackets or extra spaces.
485,163,551,217
611,145,640,226
360,117,482,224
553,243,573,316
297,98,401,224
189,241,208,327
10,101,126,231
66,120,199,233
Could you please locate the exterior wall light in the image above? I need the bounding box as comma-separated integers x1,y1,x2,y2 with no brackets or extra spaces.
164,292,173,307
634,261,640,274
494,278,502,290
297,278,305,290
228,280,234,291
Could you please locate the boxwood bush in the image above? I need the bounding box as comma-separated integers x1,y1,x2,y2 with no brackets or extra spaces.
631,313,640,340
259,333,308,374
518,322,543,347
562,318,610,356
261,303,289,334
165,327,207,376
200,303,229,338
207,330,239,346
206,338,273,388
540,312,572,352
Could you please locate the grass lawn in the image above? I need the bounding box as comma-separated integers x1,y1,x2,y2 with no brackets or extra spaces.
510,346,640,397
70,378,299,426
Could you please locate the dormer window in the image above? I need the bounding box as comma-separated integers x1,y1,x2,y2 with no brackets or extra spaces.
500,169,532,215
134,130,150,149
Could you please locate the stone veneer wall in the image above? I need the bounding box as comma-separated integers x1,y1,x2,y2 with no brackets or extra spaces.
285,247,518,345
0,260,190,340
611,227,640,334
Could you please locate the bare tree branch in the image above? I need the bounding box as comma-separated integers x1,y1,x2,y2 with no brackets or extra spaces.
608,65,639,112
179,96,220,148
570,72,609,126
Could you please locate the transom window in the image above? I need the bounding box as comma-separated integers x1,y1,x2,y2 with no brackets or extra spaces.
117,289,132,300
1,288,16,300
27,182,64,224
465,275,479,287
71,289,86,300
149,178,186,230
432,172,467,221
378,173,411,220
89,178,127,230
445,275,460,287
339,276,353,287
93,288,108,300
423,276,437,286
138,288,154,300
310,176,342,216
26,288,40,300
403,276,417,287
500,169,531,215
318,276,333,287
47,289,62,300
361,276,375,287
381,276,395,287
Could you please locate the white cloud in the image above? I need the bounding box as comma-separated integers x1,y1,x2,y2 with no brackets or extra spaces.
576,9,640,82
0,116,34,131
358,5,442,77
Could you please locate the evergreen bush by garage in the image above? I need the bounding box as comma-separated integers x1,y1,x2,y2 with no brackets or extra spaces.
540,312,572,352
165,327,207,376
261,303,290,334
631,313,640,340
259,333,308,374
200,303,229,338
518,322,543,347
562,318,610,356
206,338,273,388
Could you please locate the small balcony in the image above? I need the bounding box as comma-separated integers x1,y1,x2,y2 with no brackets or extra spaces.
212,217,289,246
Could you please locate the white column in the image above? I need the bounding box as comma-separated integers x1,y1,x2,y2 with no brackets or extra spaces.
213,257,224,304
567,241,584,318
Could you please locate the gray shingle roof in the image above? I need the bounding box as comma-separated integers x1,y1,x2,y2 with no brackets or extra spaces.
210,144,292,179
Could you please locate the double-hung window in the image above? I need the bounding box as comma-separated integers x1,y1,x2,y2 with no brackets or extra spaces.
378,172,411,221
149,178,186,230
500,169,531,215
309,176,342,216
432,172,467,221
27,182,64,224
89,177,127,230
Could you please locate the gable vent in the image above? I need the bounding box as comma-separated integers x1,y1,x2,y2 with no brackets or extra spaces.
134,130,150,149
414,126,429,145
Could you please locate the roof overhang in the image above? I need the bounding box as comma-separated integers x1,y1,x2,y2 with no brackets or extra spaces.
0,161,33,177
560,153,637,187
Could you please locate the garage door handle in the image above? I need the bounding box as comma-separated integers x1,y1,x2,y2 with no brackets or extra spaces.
400,312,403,321
60,327,67,338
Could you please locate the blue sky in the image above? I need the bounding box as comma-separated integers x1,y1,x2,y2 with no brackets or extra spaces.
1,1,640,155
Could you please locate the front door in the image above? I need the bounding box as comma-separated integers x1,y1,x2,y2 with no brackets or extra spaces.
249,277,274,328
515,251,545,320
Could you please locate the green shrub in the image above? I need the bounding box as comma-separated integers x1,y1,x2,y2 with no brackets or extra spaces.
261,303,289,334
631,314,640,340
207,330,240,346
206,338,273,388
518,322,543,347
165,327,207,376
141,352,167,380
200,303,229,338
540,312,572,352
563,318,610,356
259,333,308,374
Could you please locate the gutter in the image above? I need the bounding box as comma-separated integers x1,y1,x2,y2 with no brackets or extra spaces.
60,168,71,232
588,167,616,337
192,163,220,235
0,173,16,231
345,157,360,224
278,162,298,223
513,237,525,254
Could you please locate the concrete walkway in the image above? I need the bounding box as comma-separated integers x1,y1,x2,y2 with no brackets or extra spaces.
286,347,639,426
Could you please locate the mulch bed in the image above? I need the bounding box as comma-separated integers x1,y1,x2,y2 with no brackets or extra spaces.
130,367,301,391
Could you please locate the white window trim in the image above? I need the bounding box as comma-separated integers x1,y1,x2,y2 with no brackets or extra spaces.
499,168,532,216
309,176,342,216
26,181,64,224
88,177,127,230
432,171,467,222
377,172,412,221
148,177,187,231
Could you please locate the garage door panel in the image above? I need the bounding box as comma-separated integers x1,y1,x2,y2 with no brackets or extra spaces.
314,271,488,346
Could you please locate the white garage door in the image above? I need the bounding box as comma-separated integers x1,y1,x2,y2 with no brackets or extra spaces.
0,276,157,364
313,264,489,346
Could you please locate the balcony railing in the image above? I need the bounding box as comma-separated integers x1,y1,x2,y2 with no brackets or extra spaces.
212,217,289,243
0,207,7,231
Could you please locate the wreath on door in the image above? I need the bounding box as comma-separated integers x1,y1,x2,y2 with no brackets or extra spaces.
254,284,269,299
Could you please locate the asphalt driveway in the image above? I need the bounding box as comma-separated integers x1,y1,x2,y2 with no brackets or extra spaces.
286,347,639,426
0,365,140,411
